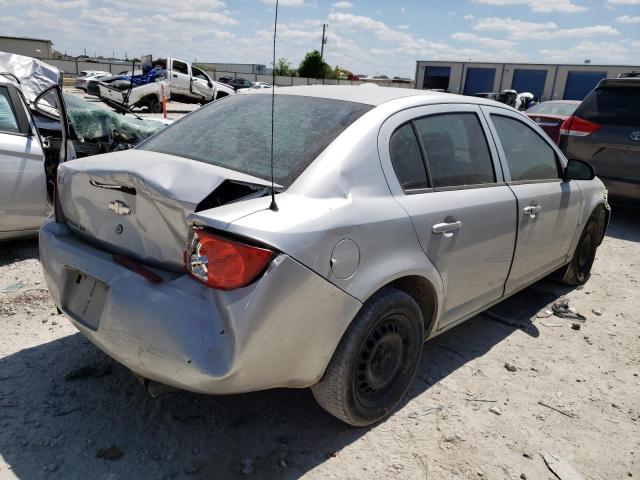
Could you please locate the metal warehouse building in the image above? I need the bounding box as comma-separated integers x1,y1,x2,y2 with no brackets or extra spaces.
0,35,53,59
415,60,639,101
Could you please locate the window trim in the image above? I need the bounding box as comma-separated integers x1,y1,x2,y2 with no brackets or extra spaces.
0,85,31,137
480,106,566,184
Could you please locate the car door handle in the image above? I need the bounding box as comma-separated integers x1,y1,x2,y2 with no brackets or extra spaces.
523,205,542,216
172,74,178,78
432,220,462,234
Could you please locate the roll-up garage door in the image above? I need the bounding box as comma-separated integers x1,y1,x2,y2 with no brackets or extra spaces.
463,68,496,95
511,69,547,101
563,71,607,100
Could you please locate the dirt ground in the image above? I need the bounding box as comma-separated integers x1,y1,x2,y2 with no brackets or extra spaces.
0,205,638,480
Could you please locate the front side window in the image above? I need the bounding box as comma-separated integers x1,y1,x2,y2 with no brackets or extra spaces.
389,123,428,190
139,94,372,188
0,87,20,134
414,113,495,188
192,67,208,81
491,114,559,181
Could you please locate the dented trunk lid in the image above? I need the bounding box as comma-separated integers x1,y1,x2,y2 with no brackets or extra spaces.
57,150,272,271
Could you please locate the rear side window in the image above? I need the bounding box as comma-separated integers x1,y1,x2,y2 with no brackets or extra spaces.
576,86,640,125
139,94,372,188
491,115,559,181
389,123,429,190
173,60,189,75
414,113,495,187
0,87,20,134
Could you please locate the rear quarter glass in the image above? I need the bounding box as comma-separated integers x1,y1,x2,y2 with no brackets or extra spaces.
138,95,372,188
576,87,640,126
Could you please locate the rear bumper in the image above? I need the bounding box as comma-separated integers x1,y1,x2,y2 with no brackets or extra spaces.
39,218,361,394
601,177,640,203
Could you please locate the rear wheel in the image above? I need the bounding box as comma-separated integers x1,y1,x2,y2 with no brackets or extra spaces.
312,288,424,426
559,217,599,285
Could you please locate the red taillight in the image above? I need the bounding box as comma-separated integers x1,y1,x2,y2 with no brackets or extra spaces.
560,116,601,137
185,229,273,290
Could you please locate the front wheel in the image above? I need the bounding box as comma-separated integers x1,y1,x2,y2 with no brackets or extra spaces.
559,217,599,285
312,288,424,426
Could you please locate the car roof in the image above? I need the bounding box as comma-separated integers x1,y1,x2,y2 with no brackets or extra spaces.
598,78,640,88
248,84,483,107
538,100,581,104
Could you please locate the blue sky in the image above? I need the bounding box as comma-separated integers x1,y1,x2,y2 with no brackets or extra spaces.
1,0,639,77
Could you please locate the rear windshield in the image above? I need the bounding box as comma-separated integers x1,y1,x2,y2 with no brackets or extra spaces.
576,86,640,125
138,94,373,187
526,102,578,116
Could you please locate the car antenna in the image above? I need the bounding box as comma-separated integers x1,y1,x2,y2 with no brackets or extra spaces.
268,0,279,212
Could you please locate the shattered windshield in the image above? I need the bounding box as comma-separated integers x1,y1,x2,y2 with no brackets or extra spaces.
63,93,166,143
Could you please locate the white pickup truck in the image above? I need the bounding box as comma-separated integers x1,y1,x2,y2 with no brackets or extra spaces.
99,57,234,112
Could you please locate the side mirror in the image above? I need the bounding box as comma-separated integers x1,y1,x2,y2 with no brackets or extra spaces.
208,81,213,88
564,159,595,181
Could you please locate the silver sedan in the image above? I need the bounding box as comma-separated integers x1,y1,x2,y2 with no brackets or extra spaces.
40,86,610,426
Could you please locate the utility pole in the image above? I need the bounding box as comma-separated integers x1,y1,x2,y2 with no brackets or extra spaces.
320,24,327,62
320,23,328,81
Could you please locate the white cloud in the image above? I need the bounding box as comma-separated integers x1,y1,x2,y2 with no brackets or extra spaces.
104,0,226,9
607,0,640,4
472,17,619,40
331,1,353,8
631,40,640,48
397,24,410,30
451,32,516,49
261,0,305,5
472,0,588,12
539,40,631,63
464,14,475,20
617,15,640,23
400,7,406,14
473,17,558,33
524,25,620,40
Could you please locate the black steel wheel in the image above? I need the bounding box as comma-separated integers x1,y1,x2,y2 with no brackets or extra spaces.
560,217,599,285
312,288,424,426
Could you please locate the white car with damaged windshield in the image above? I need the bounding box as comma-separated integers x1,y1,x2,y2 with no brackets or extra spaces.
40,86,609,426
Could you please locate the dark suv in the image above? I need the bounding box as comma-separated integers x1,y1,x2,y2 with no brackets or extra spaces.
560,78,640,202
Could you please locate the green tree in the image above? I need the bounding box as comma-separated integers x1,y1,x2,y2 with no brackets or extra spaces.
273,57,297,77
298,50,333,79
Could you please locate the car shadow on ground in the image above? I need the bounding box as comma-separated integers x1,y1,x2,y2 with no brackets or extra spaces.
0,278,572,480
605,203,640,242
0,239,38,269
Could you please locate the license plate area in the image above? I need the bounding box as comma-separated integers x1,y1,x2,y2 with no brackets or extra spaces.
62,269,109,331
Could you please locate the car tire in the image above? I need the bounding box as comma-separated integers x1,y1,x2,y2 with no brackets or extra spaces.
559,217,599,285
146,96,161,113
311,288,424,426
